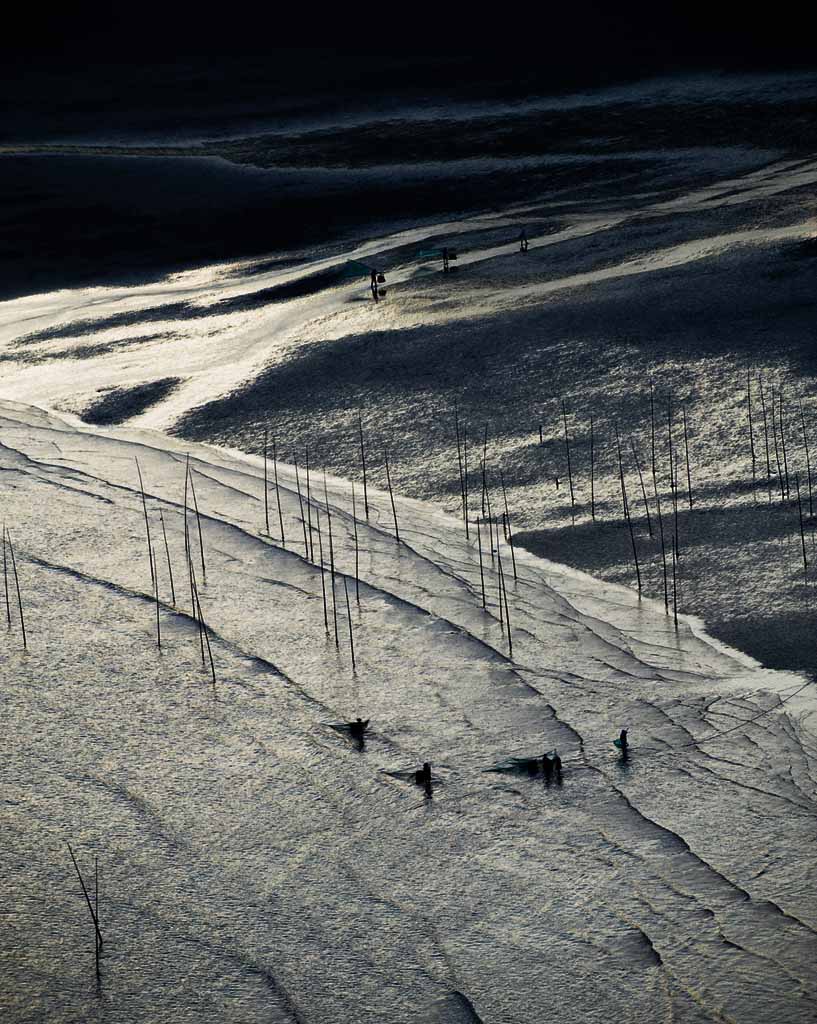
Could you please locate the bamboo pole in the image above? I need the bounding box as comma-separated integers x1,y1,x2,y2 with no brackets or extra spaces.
293,458,309,558
135,458,154,585
159,510,176,606
455,400,466,529
770,386,785,503
759,377,772,504
358,412,370,520
6,528,27,648
183,455,192,607
191,567,216,687
151,543,161,650
497,532,513,658
780,388,791,501
747,369,756,501
485,490,503,630
384,448,400,543
463,426,469,533
562,399,575,522
615,425,642,594
343,578,356,671
188,471,206,584
682,403,693,510
272,437,285,546
668,400,680,559
672,534,679,630
476,517,487,608
263,426,270,536
316,509,329,635
324,473,340,648
796,472,808,583
590,415,596,521
629,438,653,535
351,481,361,604
799,398,814,519
3,522,10,627
66,842,103,970
500,472,518,580
480,423,489,516
305,447,315,563
189,556,205,666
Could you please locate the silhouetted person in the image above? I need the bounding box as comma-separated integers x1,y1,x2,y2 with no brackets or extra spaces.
519,229,529,252
349,718,369,747
414,761,433,794
553,751,562,783
542,753,554,783
618,729,629,759
370,270,379,303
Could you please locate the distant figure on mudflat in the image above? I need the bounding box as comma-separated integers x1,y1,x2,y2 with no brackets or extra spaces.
415,762,433,794
519,229,529,252
349,718,369,744
370,270,379,303
616,729,629,758
542,753,554,783
553,751,562,782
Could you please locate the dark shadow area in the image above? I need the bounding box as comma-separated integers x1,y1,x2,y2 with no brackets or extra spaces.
81,377,182,425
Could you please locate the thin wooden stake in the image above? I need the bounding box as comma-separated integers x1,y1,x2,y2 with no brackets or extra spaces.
455,400,466,528
682,403,693,510
305,447,315,563
263,426,270,536
770,386,785,503
272,438,286,546
351,482,361,604
615,425,642,594
188,471,206,584
759,377,772,504
796,472,808,583
191,567,216,687
780,389,791,501
747,370,756,501
293,458,309,557
463,426,469,534
497,532,513,658
358,412,369,520
2,523,10,627
504,511,518,581
562,399,575,522
476,517,487,609
135,458,154,584
151,543,161,650
316,509,329,635
480,423,489,517
66,842,103,963
324,473,340,648
590,415,596,521
799,399,814,519
343,578,356,671
629,437,653,535
6,528,27,648
672,534,679,630
384,448,400,543
159,510,176,606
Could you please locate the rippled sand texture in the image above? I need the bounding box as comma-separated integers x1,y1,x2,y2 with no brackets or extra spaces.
2,402,816,1023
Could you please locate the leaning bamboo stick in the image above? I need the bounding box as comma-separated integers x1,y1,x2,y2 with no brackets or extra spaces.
747,369,756,500
562,399,575,522
135,458,154,584
324,473,340,648
188,471,206,584
629,437,653,535
66,842,103,972
151,543,161,650
2,522,10,626
590,415,596,521
315,509,329,635
293,458,309,558
159,510,176,606
343,578,356,671
384,448,400,543
795,472,808,583
6,528,27,648
272,437,285,546
758,377,772,504
305,447,315,562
